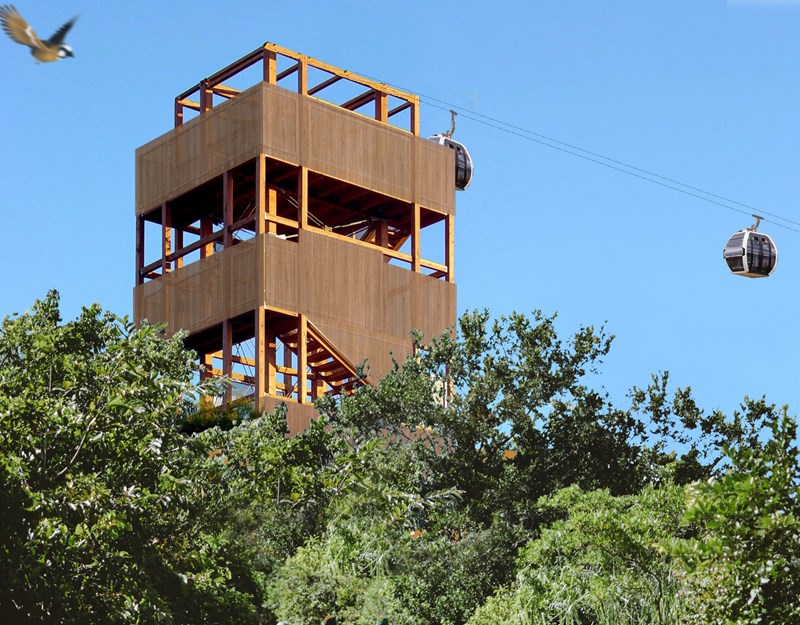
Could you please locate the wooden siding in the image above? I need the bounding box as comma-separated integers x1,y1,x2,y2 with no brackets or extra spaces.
133,230,455,381
136,82,454,216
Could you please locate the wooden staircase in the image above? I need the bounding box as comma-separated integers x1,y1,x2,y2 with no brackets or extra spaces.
275,318,368,400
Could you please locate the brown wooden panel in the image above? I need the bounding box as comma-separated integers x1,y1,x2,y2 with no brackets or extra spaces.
133,240,257,336
168,253,226,332
298,229,383,331
229,241,258,318
137,83,453,217
135,230,454,378
311,320,408,381
415,140,455,215
306,98,413,202
137,86,264,214
264,235,299,312
294,230,455,381
134,279,165,325
262,83,300,164
136,133,173,215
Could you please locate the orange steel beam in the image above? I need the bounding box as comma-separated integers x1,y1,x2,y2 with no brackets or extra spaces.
388,101,412,117
375,92,388,122
308,74,343,96
342,89,376,112
276,62,299,82
174,42,419,133
161,202,171,274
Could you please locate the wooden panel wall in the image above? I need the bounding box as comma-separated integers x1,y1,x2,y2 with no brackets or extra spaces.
306,98,413,201
283,230,455,380
416,140,456,214
137,86,265,213
136,83,454,216
133,239,259,335
262,85,300,165
133,231,455,381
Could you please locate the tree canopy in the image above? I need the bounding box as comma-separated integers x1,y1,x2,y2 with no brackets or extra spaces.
1,293,797,625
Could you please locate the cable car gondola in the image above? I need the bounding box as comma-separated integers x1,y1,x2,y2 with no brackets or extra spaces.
723,214,778,278
429,110,473,191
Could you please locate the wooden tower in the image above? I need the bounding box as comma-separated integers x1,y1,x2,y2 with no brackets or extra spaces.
134,43,458,433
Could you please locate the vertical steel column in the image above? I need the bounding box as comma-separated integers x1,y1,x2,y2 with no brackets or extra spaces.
264,48,277,84
175,228,184,270
375,91,388,123
298,314,308,404
255,154,267,411
199,79,212,114
223,171,234,249
222,320,233,405
268,331,278,396
174,99,184,128
376,220,389,249
410,95,420,135
135,215,145,285
161,202,171,275
298,56,308,95
412,203,421,273
298,168,308,229
446,214,455,283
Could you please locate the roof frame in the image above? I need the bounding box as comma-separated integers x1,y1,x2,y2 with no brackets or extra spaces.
174,42,420,134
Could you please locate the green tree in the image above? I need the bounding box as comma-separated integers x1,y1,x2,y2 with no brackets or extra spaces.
267,431,460,625
468,483,687,625
0,292,261,624
667,403,800,625
315,309,740,624
326,309,724,530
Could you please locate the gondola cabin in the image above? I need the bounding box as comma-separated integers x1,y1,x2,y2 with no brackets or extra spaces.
723,222,778,278
429,134,473,191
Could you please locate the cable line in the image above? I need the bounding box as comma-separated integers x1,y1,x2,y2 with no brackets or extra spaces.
421,98,800,234
418,99,800,234
364,71,799,234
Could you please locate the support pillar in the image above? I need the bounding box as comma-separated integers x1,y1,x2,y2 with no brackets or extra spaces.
412,203,421,273
222,320,233,404
135,215,145,285
298,167,308,229
223,171,234,249
298,314,308,404
446,214,455,283
161,202,171,275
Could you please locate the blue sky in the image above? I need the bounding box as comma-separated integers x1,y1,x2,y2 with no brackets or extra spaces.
2,1,799,417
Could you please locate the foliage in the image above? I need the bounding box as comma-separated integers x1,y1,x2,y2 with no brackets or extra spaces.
199,402,343,585
315,308,767,624
267,432,460,625
667,404,800,625
3,294,795,625
326,309,733,531
468,483,687,625
0,291,260,624
392,514,525,625
268,535,413,625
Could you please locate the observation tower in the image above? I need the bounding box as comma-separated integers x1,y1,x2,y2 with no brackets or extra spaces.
133,43,462,433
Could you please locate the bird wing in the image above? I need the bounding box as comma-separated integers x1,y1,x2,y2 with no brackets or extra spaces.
44,15,77,46
0,5,43,49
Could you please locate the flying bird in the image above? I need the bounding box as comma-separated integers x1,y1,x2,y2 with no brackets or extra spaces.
0,5,77,63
